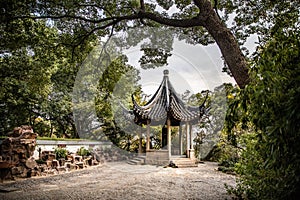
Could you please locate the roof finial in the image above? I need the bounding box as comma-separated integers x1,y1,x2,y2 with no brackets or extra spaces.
163,69,169,76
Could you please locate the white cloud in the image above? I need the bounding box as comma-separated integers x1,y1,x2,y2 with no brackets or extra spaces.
124,39,236,96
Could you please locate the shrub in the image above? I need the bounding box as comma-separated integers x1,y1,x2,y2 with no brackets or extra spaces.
54,147,68,159
77,147,91,156
225,29,300,199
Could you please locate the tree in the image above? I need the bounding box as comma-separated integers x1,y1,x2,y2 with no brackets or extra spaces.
95,55,141,144
0,19,59,134
0,18,94,137
223,27,300,199
1,0,252,88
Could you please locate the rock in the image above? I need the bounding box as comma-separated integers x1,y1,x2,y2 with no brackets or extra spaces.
0,126,38,180
57,166,67,173
52,160,60,168
76,162,84,169
25,157,37,169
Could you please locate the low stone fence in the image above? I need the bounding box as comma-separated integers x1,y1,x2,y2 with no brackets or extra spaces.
34,140,112,159
145,150,169,166
0,126,132,182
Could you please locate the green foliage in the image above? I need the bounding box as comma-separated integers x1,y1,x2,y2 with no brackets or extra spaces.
192,84,234,161
77,147,91,157
219,0,300,46
54,147,68,159
0,18,94,137
35,159,46,165
90,53,142,147
225,29,300,199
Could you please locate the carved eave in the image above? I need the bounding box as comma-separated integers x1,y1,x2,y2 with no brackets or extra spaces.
129,70,208,126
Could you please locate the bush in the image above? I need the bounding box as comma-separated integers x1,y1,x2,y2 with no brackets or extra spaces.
54,147,68,159
225,30,300,199
77,147,91,156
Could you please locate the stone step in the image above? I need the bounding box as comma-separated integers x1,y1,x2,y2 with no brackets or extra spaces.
127,156,146,165
170,157,198,168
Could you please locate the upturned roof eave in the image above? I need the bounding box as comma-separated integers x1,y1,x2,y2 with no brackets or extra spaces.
130,70,207,123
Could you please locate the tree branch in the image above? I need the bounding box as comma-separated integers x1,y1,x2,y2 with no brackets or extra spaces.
10,0,250,88
138,11,206,27
140,0,145,11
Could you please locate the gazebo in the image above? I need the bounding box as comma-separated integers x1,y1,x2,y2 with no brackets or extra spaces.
123,70,208,165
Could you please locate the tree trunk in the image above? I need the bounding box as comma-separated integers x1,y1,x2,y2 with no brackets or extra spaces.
198,0,250,88
141,0,250,88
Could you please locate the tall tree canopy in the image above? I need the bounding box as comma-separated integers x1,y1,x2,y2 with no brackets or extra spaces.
2,0,298,87
0,18,95,136
1,0,253,88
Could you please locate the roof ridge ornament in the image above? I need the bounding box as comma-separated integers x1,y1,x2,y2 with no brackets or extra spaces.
163,69,169,76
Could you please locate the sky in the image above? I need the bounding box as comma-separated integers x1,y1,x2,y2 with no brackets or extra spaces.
122,34,258,97
123,39,235,96
119,3,258,97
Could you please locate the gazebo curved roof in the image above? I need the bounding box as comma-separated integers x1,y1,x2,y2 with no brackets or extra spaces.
123,70,207,126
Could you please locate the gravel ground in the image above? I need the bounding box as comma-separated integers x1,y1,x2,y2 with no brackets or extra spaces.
0,161,236,200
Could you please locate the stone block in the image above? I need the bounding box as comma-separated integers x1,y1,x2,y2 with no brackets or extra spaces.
11,167,21,175
52,160,60,168
74,156,82,162
47,154,56,161
20,139,35,144
46,160,52,167
57,166,67,173
76,162,84,169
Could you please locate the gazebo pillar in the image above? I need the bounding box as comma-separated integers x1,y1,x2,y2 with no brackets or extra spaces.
189,124,195,160
179,125,183,155
186,122,190,158
167,118,172,159
138,126,143,155
146,120,150,151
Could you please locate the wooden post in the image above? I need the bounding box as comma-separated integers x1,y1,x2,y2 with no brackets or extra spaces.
167,118,171,159
146,121,150,151
186,122,190,158
189,124,193,149
139,126,143,155
189,124,195,160
179,125,183,155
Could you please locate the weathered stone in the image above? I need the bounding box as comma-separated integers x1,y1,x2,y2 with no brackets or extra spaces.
20,139,35,144
74,156,82,162
46,160,53,168
66,163,77,170
0,126,38,180
57,166,67,173
67,155,74,163
52,160,60,168
25,157,37,169
58,158,65,166
48,154,56,161
11,167,22,175
92,160,99,165
76,162,84,169
84,157,92,166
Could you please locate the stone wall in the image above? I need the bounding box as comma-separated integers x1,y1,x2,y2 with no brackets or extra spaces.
145,150,169,166
34,140,112,159
0,126,38,180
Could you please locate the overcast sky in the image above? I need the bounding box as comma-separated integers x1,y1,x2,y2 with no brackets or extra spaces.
123,39,234,96
119,3,260,96
122,31,258,97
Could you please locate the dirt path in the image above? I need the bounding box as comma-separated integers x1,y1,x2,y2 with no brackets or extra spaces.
0,161,235,200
